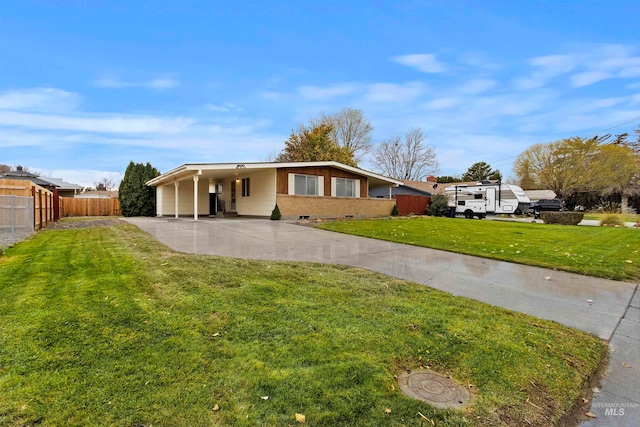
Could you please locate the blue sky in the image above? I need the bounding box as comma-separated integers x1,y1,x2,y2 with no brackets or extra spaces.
1,0,639,187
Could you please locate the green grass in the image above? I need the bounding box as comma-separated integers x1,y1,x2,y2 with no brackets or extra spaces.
318,217,640,281
0,224,606,426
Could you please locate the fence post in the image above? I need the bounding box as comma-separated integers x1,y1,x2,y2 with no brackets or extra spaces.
32,186,36,229
38,189,43,229
53,189,60,221
10,195,15,237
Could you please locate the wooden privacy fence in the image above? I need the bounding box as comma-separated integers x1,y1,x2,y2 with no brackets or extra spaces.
395,194,431,216
0,179,54,229
60,197,120,217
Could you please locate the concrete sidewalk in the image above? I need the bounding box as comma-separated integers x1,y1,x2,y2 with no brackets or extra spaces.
123,217,639,426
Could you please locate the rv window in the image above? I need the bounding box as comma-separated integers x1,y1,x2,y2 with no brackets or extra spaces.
474,194,483,200
458,201,465,206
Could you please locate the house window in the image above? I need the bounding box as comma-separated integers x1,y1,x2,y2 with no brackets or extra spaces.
335,178,356,197
294,174,319,196
242,178,250,197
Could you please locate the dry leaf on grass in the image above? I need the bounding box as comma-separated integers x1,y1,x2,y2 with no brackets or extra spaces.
385,408,392,414
585,411,597,418
295,413,306,423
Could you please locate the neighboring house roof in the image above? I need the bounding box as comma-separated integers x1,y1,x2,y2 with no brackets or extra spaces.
524,190,557,202
44,177,84,191
0,167,84,191
370,183,432,198
147,161,403,188
0,170,56,188
401,179,437,193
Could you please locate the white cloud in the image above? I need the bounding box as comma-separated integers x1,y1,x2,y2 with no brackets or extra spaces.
517,44,640,89
570,70,612,87
0,111,193,134
392,53,447,73
529,54,581,73
92,77,132,88
261,90,287,100
423,97,460,110
514,53,582,90
145,78,180,89
0,88,81,112
458,52,501,71
364,82,425,103
457,79,497,94
298,84,357,100
92,76,180,90
205,103,244,113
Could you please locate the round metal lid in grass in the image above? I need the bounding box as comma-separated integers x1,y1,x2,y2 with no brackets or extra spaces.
397,370,471,409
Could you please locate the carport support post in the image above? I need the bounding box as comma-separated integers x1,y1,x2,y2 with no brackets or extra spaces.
174,181,179,219
156,186,163,217
193,175,199,221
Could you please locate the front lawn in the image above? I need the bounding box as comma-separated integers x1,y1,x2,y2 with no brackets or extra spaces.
317,217,639,281
0,223,606,426
582,212,640,223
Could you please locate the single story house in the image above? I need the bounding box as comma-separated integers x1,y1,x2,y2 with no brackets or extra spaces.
146,161,404,220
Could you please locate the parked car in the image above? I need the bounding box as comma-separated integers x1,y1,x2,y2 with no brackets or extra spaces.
532,198,563,218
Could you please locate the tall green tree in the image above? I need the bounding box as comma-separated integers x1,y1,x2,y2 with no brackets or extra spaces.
118,161,160,217
461,161,502,182
276,123,357,166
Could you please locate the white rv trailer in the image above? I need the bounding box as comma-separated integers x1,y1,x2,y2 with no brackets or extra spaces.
444,181,530,219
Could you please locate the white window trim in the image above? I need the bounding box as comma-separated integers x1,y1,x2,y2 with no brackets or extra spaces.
331,177,360,198
288,173,323,196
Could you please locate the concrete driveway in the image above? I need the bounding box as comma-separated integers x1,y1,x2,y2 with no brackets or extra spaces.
123,217,639,425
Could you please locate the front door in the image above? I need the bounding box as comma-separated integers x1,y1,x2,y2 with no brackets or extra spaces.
230,180,236,211
209,193,217,216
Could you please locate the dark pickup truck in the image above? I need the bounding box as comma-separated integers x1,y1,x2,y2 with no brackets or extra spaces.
532,199,563,218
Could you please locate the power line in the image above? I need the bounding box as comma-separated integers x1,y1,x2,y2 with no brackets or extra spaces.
486,116,640,169
590,115,640,136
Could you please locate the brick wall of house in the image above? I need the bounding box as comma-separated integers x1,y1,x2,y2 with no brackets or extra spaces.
276,194,395,219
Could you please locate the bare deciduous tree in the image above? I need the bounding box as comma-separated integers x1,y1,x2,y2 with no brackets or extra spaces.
316,108,373,163
95,177,116,191
373,127,439,180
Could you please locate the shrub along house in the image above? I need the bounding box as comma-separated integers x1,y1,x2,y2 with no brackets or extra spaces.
146,161,403,220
